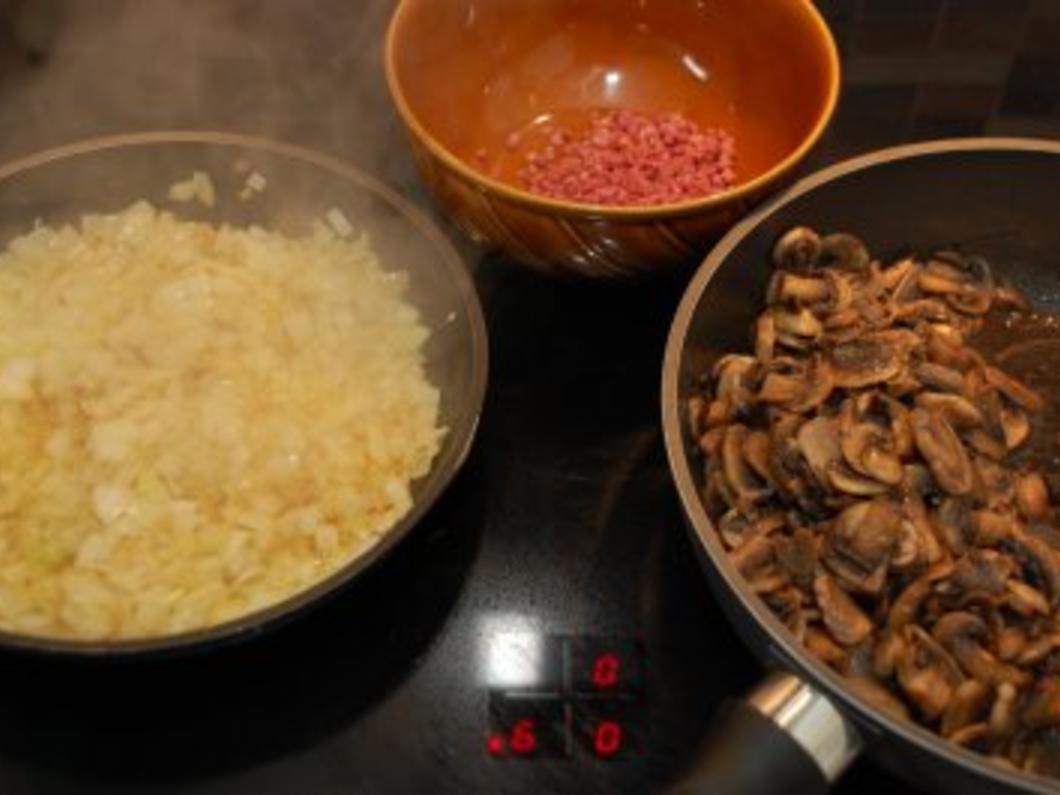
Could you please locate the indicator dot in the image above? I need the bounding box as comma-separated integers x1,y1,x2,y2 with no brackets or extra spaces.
486,734,506,756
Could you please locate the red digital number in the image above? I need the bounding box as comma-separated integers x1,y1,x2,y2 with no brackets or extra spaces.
510,719,538,754
594,720,623,757
591,652,621,688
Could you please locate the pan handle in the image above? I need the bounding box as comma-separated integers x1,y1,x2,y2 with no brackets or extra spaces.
667,672,862,795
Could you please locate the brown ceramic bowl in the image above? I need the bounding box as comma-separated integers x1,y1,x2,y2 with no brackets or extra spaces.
385,0,840,278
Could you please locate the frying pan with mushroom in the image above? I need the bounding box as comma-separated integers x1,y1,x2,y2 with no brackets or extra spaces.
663,139,1060,795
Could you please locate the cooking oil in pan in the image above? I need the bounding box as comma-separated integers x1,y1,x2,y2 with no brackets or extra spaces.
975,309,1060,481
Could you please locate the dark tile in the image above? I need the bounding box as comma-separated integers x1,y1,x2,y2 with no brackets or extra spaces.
1001,53,1060,116
1023,14,1060,51
910,114,985,139
916,84,998,116
937,12,1026,52
1029,0,1060,17
951,0,1029,16
852,17,935,54
862,0,941,18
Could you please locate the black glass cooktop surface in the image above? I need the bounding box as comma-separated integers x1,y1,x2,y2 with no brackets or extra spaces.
0,1,1058,793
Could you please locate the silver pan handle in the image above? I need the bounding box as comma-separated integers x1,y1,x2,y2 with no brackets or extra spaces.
667,672,862,795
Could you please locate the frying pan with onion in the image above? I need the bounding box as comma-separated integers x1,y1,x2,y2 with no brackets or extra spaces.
663,139,1060,795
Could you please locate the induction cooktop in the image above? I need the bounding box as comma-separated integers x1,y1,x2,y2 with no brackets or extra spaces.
0,262,918,795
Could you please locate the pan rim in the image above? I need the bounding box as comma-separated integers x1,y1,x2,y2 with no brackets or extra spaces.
0,131,490,658
662,136,1060,792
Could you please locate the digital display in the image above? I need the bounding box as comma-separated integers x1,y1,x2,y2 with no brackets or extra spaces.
485,635,644,762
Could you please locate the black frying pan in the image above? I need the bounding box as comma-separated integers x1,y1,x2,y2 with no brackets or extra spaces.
662,139,1060,795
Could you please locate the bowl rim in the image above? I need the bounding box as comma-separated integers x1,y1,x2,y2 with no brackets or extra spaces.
661,136,1060,793
0,130,490,658
384,0,841,220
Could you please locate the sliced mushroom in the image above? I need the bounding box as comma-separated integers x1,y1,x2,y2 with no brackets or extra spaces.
1000,407,1031,450
795,416,841,486
829,330,919,389
914,361,967,394
721,424,771,510
997,626,1028,662
873,629,906,679
911,407,974,496
828,463,893,497
831,499,901,574
919,252,994,316
765,587,807,640
1003,530,1060,606
845,675,911,721
982,365,1045,413
950,723,991,750
1021,677,1060,729
915,392,984,428
963,428,1008,462
819,232,870,272
815,573,874,646
880,257,918,293
774,527,819,590
1013,472,1047,523
989,682,1020,739
772,306,823,349
804,625,847,667
1005,580,1051,617
897,624,964,721
942,679,992,738
933,611,1031,687
951,550,1015,595
754,313,777,365
718,509,786,550
889,560,955,629
934,497,974,554
742,430,775,486
772,226,821,273
839,402,904,486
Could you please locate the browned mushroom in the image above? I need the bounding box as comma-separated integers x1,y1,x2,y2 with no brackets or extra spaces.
989,682,1020,739
872,629,906,679
1018,634,1060,667
774,527,819,590
951,550,1014,595
721,424,771,510
941,679,992,738
982,365,1044,413
1005,580,1051,617
830,499,901,574
932,611,1031,687
1004,530,1060,606
772,226,821,273
819,232,870,272
896,624,964,721
844,675,911,721
1000,407,1031,450
755,312,776,363
815,573,874,646
915,392,984,428
773,306,824,350
1016,472,1051,522
804,625,847,667
839,401,904,486
914,361,967,394
889,560,956,629
1021,677,1060,729
829,329,920,389
911,407,974,496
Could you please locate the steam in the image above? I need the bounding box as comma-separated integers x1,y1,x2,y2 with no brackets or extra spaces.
0,0,418,192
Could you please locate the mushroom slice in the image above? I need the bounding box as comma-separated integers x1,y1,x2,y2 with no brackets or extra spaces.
1004,580,1051,617
982,365,1045,413
831,499,901,574
754,312,776,363
915,392,984,428
941,679,992,738
773,527,819,591
879,257,918,293
829,330,918,389
925,324,977,371
828,463,892,497
997,627,1028,662
999,407,1031,450
764,586,807,640
721,424,771,509
713,354,759,413
767,271,830,306
839,403,904,486
1003,530,1060,607
889,560,956,629
805,625,847,667
772,306,823,349
994,284,1032,312
786,357,835,414
1020,677,1060,730
772,226,821,273
814,574,874,646
951,550,1015,595
973,510,1016,547
796,416,842,487
819,232,870,272
949,723,990,750
896,298,954,326
1018,633,1060,666
919,253,995,316
914,361,967,395
910,408,974,496
1016,472,1052,522
844,675,910,722
718,509,785,550
896,624,964,721
873,629,906,679
963,429,1008,462
731,534,776,580
932,611,1031,688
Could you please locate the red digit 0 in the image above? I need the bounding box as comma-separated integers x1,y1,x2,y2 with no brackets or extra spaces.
510,719,538,754
594,720,623,757
591,652,621,688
